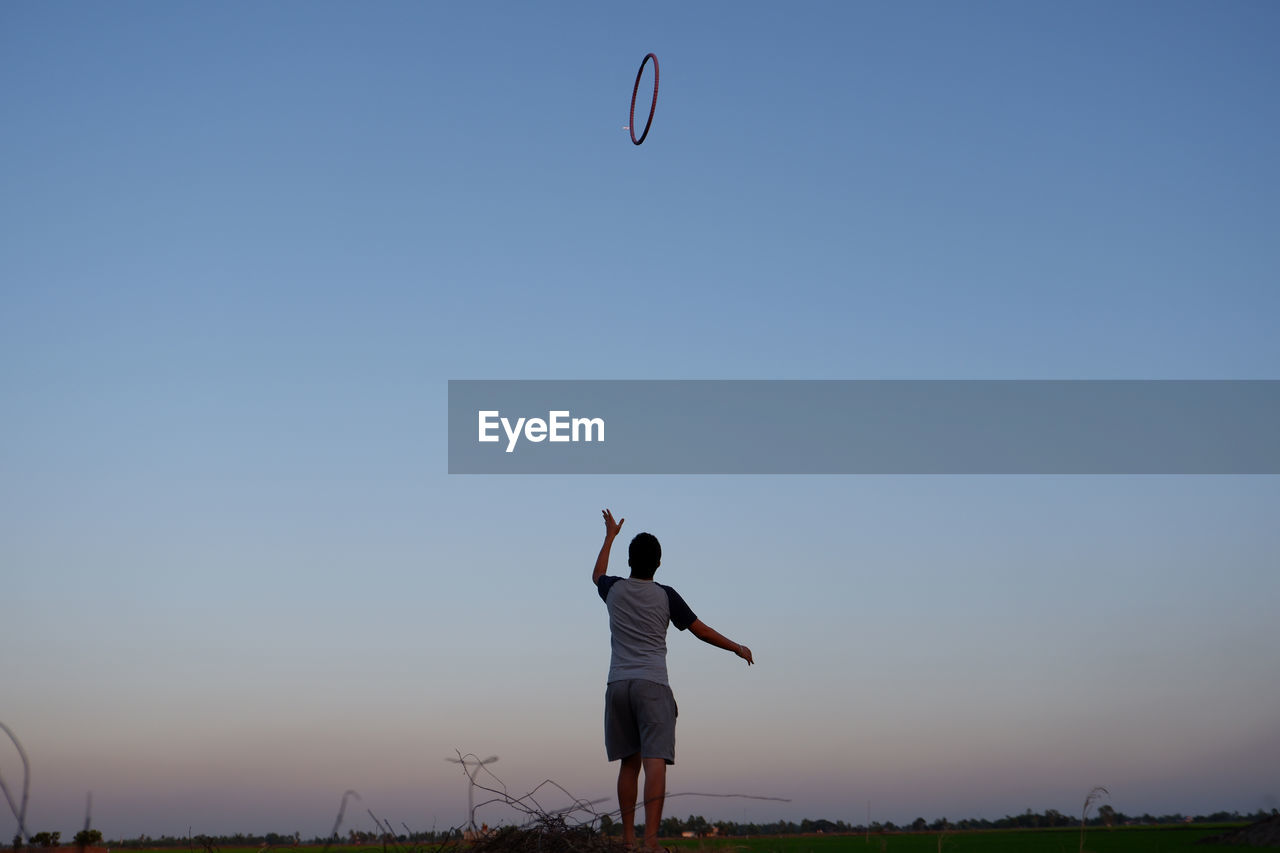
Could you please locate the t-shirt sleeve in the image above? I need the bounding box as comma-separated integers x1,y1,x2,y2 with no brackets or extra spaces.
597,574,621,603
660,584,697,631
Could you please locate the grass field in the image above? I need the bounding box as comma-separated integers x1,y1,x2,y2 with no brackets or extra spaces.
181,826,1278,853
660,826,1274,853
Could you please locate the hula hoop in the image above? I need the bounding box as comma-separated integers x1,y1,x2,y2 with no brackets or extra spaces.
629,53,659,145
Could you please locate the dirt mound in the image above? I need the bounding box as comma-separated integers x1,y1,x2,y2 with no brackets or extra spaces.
1198,813,1280,847
469,817,627,853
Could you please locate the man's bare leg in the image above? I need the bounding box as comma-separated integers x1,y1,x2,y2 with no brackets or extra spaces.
641,758,667,850
617,753,642,846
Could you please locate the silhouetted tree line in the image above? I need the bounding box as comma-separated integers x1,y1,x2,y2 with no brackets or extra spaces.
600,808,1277,839
14,807,1275,850
98,830,452,850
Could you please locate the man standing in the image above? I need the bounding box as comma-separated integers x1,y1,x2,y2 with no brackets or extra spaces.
592,509,754,850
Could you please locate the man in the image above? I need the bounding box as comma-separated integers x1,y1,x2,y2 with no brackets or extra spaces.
592,508,753,850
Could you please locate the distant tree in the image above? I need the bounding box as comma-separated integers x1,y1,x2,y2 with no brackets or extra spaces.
72,831,102,849
599,815,616,838
1097,804,1117,828
911,818,927,832
30,834,60,849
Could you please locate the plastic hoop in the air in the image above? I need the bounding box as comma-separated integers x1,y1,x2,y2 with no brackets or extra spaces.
629,53,659,145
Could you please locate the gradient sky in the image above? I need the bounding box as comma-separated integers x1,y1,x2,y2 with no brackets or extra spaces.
3,0,1278,841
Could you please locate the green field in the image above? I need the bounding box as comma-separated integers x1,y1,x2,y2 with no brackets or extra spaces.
186,827,1275,853
659,826,1272,853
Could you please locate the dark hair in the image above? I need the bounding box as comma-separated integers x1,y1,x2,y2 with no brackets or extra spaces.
628,532,662,579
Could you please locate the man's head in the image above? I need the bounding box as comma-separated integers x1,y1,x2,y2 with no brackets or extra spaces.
627,532,662,580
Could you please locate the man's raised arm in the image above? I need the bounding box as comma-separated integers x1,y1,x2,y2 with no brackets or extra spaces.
592,508,625,585
690,619,754,665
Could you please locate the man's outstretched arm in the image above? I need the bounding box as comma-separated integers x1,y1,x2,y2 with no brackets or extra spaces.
689,619,754,665
592,508,625,585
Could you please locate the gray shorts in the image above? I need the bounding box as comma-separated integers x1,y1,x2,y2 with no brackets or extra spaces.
604,679,678,764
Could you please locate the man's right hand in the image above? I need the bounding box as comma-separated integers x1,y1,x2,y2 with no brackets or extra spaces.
593,509,624,585
602,508,624,539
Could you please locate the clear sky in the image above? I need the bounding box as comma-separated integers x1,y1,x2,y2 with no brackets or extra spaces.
3,0,1278,840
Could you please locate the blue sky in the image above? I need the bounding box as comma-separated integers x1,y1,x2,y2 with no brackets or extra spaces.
2,0,1278,839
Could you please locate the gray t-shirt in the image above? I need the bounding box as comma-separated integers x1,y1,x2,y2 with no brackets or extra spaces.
597,575,697,685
